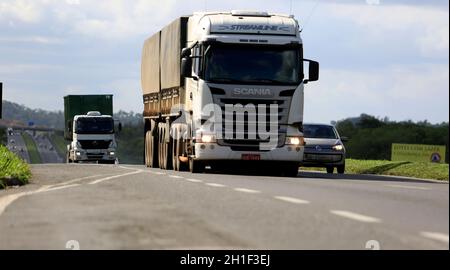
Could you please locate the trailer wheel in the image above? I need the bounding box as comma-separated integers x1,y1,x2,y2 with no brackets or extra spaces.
145,131,151,167
158,123,164,169
172,129,179,171
172,127,188,171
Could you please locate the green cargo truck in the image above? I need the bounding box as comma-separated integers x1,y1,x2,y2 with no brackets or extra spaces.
64,95,119,164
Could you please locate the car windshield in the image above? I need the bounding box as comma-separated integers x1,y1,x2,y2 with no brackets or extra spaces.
204,45,301,85
75,117,114,134
303,125,338,139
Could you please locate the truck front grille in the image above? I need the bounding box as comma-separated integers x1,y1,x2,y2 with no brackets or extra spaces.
79,140,111,149
211,86,293,151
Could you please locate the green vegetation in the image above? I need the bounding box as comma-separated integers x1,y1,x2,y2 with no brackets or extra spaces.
335,114,449,163
301,159,449,181
116,123,144,164
49,132,68,158
21,132,42,164
0,145,31,188
0,127,7,145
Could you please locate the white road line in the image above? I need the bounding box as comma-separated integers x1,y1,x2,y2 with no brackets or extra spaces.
385,184,431,190
420,231,449,243
330,210,381,223
89,170,142,185
0,186,49,216
154,172,166,175
205,183,226,188
169,175,184,179
234,188,261,194
186,178,203,183
274,196,310,204
46,184,81,192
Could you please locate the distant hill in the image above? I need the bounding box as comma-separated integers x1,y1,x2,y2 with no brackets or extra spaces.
2,100,64,129
1,100,143,129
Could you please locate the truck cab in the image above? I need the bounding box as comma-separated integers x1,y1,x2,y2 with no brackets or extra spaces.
67,111,117,164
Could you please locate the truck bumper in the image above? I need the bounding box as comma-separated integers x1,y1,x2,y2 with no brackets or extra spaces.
73,149,116,162
194,143,303,162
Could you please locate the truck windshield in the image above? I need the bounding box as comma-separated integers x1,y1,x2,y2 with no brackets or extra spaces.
75,117,114,134
204,45,301,85
303,125,338,139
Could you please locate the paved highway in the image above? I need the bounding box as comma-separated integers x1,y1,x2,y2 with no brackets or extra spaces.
6,130,30,163
31,132,63,163
0,164,448,249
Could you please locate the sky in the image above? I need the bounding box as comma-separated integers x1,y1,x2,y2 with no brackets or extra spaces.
0,0,448,123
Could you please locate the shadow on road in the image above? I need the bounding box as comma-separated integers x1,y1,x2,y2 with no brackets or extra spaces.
298,171,446,184
202,165,445,184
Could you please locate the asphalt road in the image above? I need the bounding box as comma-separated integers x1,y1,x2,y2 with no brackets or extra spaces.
6,130,30,163
0,164,448,250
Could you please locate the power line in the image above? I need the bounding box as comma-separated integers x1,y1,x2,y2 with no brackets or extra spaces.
300,0,320,32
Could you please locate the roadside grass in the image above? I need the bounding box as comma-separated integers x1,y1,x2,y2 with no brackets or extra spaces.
49,133,67,158
301,159,449,181
0,145,31,188
21,132,42,164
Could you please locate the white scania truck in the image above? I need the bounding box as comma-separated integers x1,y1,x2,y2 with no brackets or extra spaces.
141,11,319,175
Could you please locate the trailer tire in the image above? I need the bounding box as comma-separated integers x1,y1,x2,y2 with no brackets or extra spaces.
145,129,158,168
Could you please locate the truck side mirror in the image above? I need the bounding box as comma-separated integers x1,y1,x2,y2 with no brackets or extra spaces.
340,136,349,143
118,123,122,132
181,57,193,78
303,59,319,84
181,47,191,58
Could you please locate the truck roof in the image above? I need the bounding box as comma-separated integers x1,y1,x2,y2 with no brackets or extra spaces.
192,11,299,37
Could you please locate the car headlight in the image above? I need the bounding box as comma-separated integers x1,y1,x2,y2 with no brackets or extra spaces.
109,151,115,156
286,136,304,146
76,151,82,156
332,144,344,151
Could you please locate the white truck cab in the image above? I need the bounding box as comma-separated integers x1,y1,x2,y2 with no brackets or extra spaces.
67,111,117,164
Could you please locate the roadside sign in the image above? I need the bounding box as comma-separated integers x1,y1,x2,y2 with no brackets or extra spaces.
391,143,446,163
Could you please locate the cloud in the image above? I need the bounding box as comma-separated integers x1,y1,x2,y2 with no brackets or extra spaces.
326,3,449,58
0,0,43,23
0,36,64,44
304,63,449,123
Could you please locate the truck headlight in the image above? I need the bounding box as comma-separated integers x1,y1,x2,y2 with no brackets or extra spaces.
109,151,115,156
332,144,344,151
201,134,215,143
76,151,82,156
286,136,304,146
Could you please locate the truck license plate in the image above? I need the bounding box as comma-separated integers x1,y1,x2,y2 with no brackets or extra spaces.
241,154,261,161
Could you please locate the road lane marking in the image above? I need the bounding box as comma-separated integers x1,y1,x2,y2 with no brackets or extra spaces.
89,170,142,185
154,172,166,175
169,175,184,179
330,210,381,223
205,183,226,188
0,186,50,216
274,196,310,204
385,184,431,190
420,232,449,243
46,184,81,192
186,178,203,183
234,188,261,194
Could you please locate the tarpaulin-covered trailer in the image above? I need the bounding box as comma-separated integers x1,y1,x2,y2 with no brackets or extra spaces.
141,17,189,117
